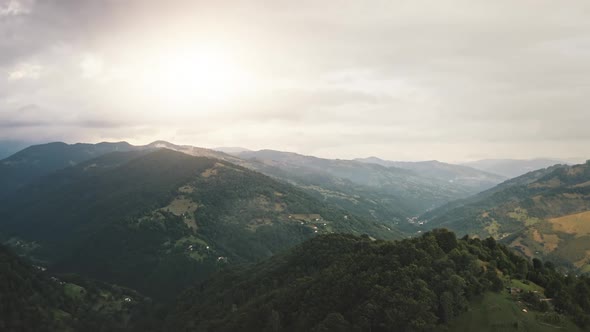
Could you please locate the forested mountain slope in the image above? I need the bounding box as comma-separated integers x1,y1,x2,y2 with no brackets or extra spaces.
168,230,589,331
0,142,137,197
0,149,398,301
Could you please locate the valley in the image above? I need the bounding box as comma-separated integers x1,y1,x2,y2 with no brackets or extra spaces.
0,142,588,331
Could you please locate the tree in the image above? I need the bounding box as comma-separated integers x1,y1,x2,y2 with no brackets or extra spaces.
532,258,544,271
516,260,528,279
432,229,458,253
438,291,454,323
313,313,352,332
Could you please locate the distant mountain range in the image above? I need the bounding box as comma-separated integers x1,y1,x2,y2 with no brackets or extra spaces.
461,158,571,178
422,160,590,272
1,141,510,234
231,150,508,233
355,156,506,192
213,146,252,154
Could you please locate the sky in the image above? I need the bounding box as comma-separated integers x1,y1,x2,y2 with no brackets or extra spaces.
1,0,589,162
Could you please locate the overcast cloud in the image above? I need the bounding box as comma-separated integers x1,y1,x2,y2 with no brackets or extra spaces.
1,0,589,161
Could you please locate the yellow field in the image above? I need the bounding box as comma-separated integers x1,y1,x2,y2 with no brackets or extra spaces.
549,211,590,236
531,229,542,242
542,234,560,252
200,167,218,178
573,180,590,188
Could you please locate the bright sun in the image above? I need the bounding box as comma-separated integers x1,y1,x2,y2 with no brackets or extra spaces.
140,47,248,106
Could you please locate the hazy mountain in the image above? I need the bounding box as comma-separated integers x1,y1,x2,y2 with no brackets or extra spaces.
213,146,252,154
0,141,138,198
422,160,590,271
233,150,495,232
0,140,241,198
0,140,31,159
0,149,398,300
146,140,242,163
462,158,569,178
355,157,506,192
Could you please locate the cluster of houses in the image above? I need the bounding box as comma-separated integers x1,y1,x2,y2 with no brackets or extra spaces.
288,214,330,233
406,216,425,226
50,276,66,285
186,244,211,252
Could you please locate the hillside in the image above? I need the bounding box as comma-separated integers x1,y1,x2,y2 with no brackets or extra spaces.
0,244,155,331
0,149,399,301
168,230,589,331
355,157,506,193
448,291,583,332
422,161,590,271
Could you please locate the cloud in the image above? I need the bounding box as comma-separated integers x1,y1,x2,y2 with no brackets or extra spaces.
0,0,33,17
80,54,103,79
7,62,41,80
0,0,589,161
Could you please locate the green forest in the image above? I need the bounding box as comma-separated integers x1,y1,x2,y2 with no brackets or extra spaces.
168,230,590,331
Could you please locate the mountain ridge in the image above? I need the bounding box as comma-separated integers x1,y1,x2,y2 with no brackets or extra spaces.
0,148,400,300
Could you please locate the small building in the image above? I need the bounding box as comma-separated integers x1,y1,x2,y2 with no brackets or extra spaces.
507,287,523,295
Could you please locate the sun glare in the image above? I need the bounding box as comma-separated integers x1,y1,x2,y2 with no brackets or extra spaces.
139,47,250,107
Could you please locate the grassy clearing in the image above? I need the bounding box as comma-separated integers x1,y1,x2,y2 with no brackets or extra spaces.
175,235,209,261
508,208,542,227
161,196,198,230
509,279,544,293
579,264,590,274
174,235,208,248
485,219,501,238
448,292,581,332
63,283,86,300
